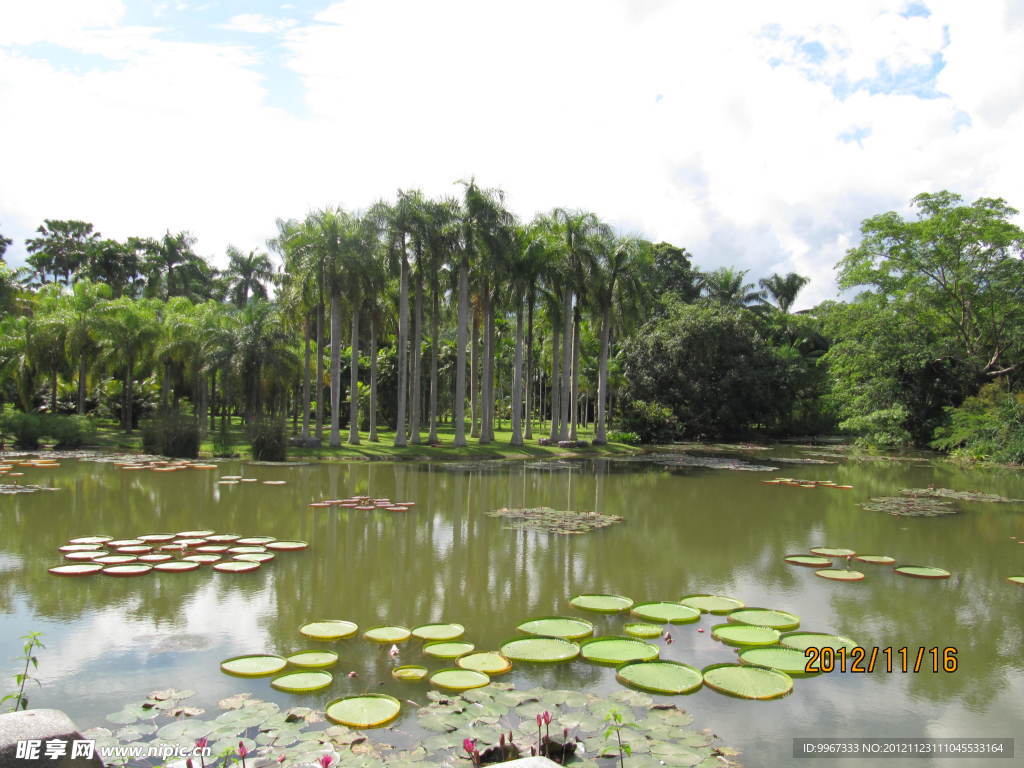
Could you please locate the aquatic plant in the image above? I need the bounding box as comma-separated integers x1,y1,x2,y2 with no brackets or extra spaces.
2,631,44,712
899,487,1022,503
860,495,959,517
487,506,623,534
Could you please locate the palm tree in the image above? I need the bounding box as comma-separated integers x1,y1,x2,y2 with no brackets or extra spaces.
100,297,159,431
700,267,765,307
142,232,207,300
233,300,295,422
46,281,112,414
225,246,276,307
0,315,39,411
421,198,460,443
760,272,810,314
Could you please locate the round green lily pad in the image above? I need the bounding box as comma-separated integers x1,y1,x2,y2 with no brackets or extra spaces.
630,602,700,624
815,569,865,581
623,623,663,638
500,637,580,663
177,530,215,538
271,670,333,693
183,554,222,564
227,546,267,555
153,561,201,572
411,623,464,641
711,623,781,647
286,650,339,668
59,543,104,552
300,620,359,640
49,563,104,576
102,564,153,577
115,545,153,554
569,594,633,613
391,665,428,681
106,539,144,547
94,555,137,564
1009,576,1024,585
233,553,276,563
64,551,103,561
739,645,819,677
213,561,261,573
616,661,702,694
220,654,288,677
727,608,800,630
517,616,594,640
679,594,745,614
779,632,857,651
810,547,856,557
138,553,174,562
205,534,241,542
363,626,412,643
236,536,276,545
265,540,308,551
68,536,113,545
137,534,176,542
784,555,833,568
424,641,475,658
429,668,490,691
173,539,207,548
456,652,512,675
579,636,659,665
894,565,951,579
196,545,231,553
326,694,401,728
855,555,896,565
702,663,793,700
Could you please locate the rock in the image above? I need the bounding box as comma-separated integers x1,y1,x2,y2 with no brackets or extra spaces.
537,438,554,446
0,710,103,767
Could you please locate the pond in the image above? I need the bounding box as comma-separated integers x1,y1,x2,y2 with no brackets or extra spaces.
1,447,1022,767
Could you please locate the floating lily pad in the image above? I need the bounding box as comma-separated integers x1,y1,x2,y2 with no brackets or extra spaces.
115,545,153,554
68,536,113,545
855,555,896,565
174,539,207,548
102,564,153,577
270,671,333,693
107,539,144,548
429,668,490,691
623,623,663,638
702,663,793,700
487,506,623,534
900,487,1021,503
153,561,201,572
711,624,781,647
391,665,428,681
860,496,958,517
728,608,800,630
220,654,288,677
300,620,359,640
569,594,634,613
779,632,857,651
204,534,242,543
500,637,580,663
233,553,275,563
517,616,594,640
580,636,659,665
137,534,176,542
616,661,702,695
423,641,475,658
630,602,700,624
138,553,174,563
195,545,230,553
176,530,215,538
212,561,260,573
739,646,818,677
94,555,138,564
1008,576,1024,585
784,555,832,568
262,480,287,485
227,546,266,555
59,543,104,552
286,650,339,668
265,540,307,551
456,652,512,675
411,623,464,641
363,626,411,643
64,551,103,561
809,547,856,558
678,594,745,614
815,569,865,581
894,565,951,579
183,554,222,564
49,563,104,576
236,536,276,545
325,694,401,728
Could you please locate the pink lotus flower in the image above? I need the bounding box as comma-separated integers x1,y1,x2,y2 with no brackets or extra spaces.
277,756,286,764
195,738,208,749
238,742,249,760
318,755,334,768
542,711,552,725
463,738,476,755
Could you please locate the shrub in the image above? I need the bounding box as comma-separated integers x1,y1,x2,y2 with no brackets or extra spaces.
212,418,235,458
249,418,287,462
620,400,680,444
45,415,97,448
838,406,913,449
607,430,641,446
142,411,200,458
1,411,44,449
931,382,1024,464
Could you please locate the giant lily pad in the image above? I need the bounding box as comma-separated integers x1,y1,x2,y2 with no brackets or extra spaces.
391,665,428,681
227,546,267,555
630,602,700,624
517,616,594,640
94,555,138,564
102,564,153,577
727,608,800,630
900,487,1021,503
423,641,475,659
702,663,793,700
363,626,411,643
270,671,333,693
49,563,104,576
500,637,580,663
300,620,358,640
233,553,275,563
138,553,174,563
326,694,401,728
616,661,702,695
107,539,145,548
860,496,957,517
177,530,215,538
569,594,633,613
137,534,176,542
739,646,818,677
286,650,338,668
809,547,856,558
779,632,857,651
487,506,623,534
580,636,659,665
69,536,113,545
411,623,464,641
1009,576,1024,586
213,561,260,573
220,654,288,677
784,555,832,568
456,652,512,675
429,668,490,691
711,624,781,647
236,536,276,545
59,543,104,552
855,555,896,565
63,551,103,561
153,561,201,572
815,569,865,581
265,540,308,551
894,565,951,579
679,594,745,614
623,623,663,638
204,534,241,543
183,554,222,564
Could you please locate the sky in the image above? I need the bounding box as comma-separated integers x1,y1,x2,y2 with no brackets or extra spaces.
1,0,1022,310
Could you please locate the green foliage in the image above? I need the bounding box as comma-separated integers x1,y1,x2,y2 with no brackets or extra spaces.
142,411,200,458
248,418,287,462
607,430,641,445
931,382,1024,464
620,401,679,444
46,415,97,448
838,405,913,449
602,706,633,767
2,632,44,712
212,418,235,457
1,410,44,448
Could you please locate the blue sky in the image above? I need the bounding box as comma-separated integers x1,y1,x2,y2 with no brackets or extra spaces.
1,0,1022,309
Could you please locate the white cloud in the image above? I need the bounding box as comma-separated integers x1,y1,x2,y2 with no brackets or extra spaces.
0,0,1022,311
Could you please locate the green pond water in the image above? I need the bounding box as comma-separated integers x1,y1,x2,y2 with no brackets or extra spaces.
1,448,1022,767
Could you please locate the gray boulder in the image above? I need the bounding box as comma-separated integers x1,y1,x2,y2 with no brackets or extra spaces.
0,710,102,767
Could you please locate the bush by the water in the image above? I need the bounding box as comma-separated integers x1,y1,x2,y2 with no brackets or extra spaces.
607,430,641,446
142,411,200,458
212,418,235,458
619,401,679,444
249,419,287,462
838,406,913,449
1,411,45,449
0,412,96,449
47,415,97,448
931,382,1024,464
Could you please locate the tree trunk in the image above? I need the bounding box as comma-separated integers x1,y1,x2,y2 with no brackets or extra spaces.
410,268,423,443
549,325,560,441
394,250,409,447
524,286,534,440
369,315,379,442
348,300,360,445
428,275,440,443
124,353,134,433
77,355,87,414
570,306,581,441
595,305,611,444
454,255,469,446
315,303,324,440
510,298,524,445
301,311,311,439
329,292,342,448
470,308,480,438
480,281,493,444
560,289,573,440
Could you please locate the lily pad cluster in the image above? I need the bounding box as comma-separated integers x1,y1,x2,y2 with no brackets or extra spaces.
48,531,307,578
487,506,623,534
615,453,778,472
762,478,853,489
899,487,1023,503
308,496,416,512
784,547,951,581
0,458,62,493
115,460,219,472
860,495,959,517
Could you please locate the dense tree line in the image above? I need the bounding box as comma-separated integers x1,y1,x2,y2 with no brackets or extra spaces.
0,188,1021,456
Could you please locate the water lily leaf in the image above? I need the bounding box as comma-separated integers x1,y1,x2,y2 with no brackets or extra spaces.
1009,576,1024,586
738,645,818,676
411,623,465,641
569,593,633,613
855,555,896,565
286,650,339,668
300,620,359,640
624,622,662,638
363,626,412,643
630,602,700,624
49,563,104,576
218,692,253,710
894,565,951,579
701,663,793,700
391,664,429,681
429,668,490,691
809,547,856,557
213,560,261,573
678,594,745,614
516,616,594,640
456,651,512,675
711,624,780,647
423,641,475,659
326,694,402,729
616,661,703,694
500,636,580,663
270,671,333,693
105,709,138,725
815,569,865,581
220,654,288,678
580,636,660,665
779,632,857,651
783,555,832,568
727,608,800,630
153,560,201,572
